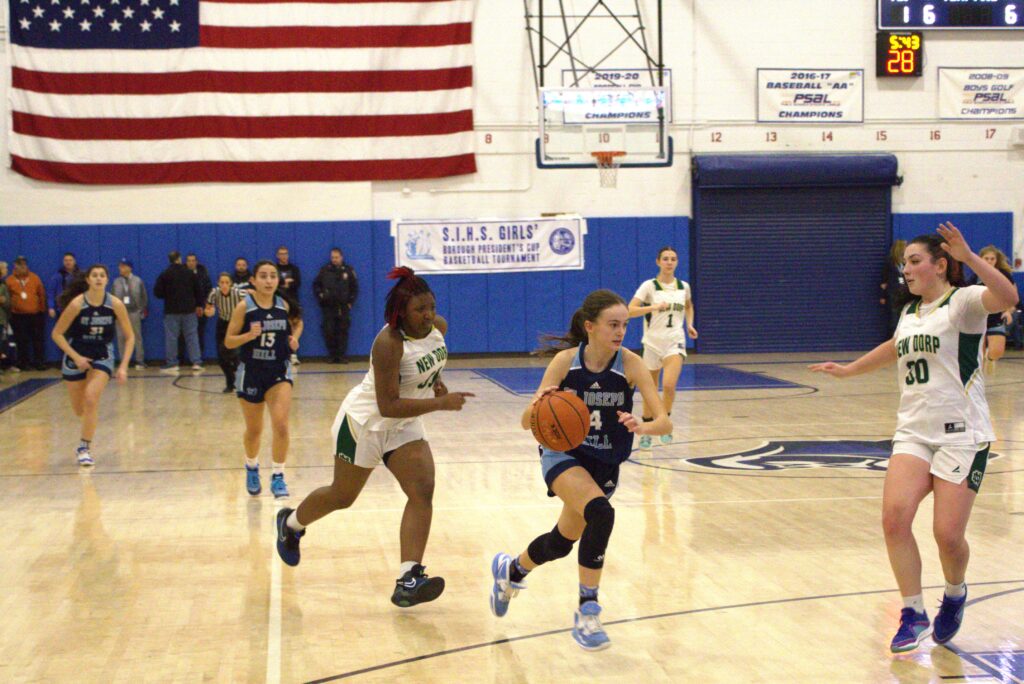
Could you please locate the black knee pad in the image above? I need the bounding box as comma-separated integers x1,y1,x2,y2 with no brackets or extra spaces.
579,497,615,569
526,524,575,566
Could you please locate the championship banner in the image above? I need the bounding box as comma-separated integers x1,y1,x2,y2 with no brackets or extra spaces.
393,215,587,275
939,68,1024,119
757,69,864,123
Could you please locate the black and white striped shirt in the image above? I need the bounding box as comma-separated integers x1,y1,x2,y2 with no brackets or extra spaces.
207,287,244,322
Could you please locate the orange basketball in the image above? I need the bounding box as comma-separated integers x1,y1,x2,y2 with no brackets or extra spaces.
530,390,590,452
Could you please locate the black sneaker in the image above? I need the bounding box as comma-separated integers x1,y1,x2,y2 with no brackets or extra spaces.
275,507,304,566
390,564,445,607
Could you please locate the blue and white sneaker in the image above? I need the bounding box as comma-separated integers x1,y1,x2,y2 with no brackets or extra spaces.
245,465,261,496
76,447,94,467
890,608,931,653
391,564,445,608
275,507,304,566
572,601,611,651
638,435,652,450
270,472,288,498
489,552,526,618
933,586,967,645
659,433,673,445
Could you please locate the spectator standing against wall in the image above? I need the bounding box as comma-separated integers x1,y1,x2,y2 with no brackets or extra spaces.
6,256,48,370
313,248,358,364
111,258,148,369
153,251,204,373
48,252,80,319
232,258,252,287
276,245,302,365
205,272,244,393
184,253,213,361
881,240,907,337
0,261,12,372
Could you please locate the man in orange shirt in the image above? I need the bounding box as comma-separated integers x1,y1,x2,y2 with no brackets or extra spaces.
5,256,48,370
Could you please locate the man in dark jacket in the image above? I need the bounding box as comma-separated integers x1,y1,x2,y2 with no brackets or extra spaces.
48,252,80,319
313,248,358,363
154,251,204,372
275,246,301,299
184,253,213,361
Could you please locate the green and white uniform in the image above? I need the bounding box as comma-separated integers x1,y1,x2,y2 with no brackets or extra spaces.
331,325,447,468
892,285,993,490
633,277,691,371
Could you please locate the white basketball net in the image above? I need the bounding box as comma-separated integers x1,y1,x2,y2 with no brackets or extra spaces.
593,152,624,188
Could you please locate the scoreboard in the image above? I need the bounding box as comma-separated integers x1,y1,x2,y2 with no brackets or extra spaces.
879,0,1024,29
876,32,924,77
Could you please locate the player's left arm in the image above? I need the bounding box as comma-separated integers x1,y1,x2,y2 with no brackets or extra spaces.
938,222,1019,312
622,350,671,435
111,297,134,382
684,285,697,338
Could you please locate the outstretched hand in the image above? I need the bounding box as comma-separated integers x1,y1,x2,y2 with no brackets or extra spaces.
937,221,973,262
808,361,849,378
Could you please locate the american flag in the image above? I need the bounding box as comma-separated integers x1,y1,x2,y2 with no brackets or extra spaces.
8,0,475,184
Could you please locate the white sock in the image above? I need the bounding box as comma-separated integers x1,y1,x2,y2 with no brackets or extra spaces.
903,594,925,613
945,581,967,598
273,463,284,476
399,560,418,578
286,510,305,532
245,457,258,469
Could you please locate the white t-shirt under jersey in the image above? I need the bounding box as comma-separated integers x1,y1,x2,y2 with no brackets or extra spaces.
893,285,994,445
339,325,448,431
632,277,691,347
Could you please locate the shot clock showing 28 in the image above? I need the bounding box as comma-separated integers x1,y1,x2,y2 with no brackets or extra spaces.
876,32,924,77
879,0,1023,29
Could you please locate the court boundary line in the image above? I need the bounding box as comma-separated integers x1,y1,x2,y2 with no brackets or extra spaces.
303,581,1024,683
0,378,60,414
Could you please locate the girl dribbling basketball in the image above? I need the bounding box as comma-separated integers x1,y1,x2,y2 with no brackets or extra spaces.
489,289,670,651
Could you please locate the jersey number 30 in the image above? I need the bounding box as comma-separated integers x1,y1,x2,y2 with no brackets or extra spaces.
904,359,929,385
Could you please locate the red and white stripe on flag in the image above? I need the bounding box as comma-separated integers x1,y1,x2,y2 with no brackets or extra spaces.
9,0,476,184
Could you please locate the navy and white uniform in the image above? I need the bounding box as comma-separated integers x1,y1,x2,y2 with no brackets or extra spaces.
541,342,634,497
62,293,116,381
235,293,293,403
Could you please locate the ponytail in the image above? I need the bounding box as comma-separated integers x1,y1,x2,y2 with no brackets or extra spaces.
535,289,626,355
384,267,432,328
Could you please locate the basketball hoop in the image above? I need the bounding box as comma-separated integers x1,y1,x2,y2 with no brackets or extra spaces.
591,151,625,188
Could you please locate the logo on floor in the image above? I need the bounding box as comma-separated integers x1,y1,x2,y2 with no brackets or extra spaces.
680,440,1001,472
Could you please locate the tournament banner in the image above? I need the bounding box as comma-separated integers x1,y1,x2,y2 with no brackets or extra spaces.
393,215,587,275
939,68,1024,119
757,69,864,123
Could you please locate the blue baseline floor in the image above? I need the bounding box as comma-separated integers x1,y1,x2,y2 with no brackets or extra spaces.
474,365,802,395
0,378,60,414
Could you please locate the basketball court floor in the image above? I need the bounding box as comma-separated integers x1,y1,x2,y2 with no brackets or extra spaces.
2,352,1022,683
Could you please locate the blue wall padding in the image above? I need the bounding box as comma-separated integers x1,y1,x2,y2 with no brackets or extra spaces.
1,217,689,360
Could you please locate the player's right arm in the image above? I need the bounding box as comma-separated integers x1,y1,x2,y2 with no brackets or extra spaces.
51,295,91,370
627,296,668,319
521,349,573,429
809,338,897,379
224,299,256,349
373,328,472,418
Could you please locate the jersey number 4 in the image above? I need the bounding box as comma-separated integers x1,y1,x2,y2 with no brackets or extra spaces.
904,359,929,385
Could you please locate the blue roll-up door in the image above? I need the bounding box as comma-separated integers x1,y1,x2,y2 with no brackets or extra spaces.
692,155,901,353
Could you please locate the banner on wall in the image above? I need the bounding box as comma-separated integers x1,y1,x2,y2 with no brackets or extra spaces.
757,69,864,123
938,68,1024,119
392,215,587,275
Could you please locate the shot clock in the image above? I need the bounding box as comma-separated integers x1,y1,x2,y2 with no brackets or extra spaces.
879,0,1023,30
876,32,924,77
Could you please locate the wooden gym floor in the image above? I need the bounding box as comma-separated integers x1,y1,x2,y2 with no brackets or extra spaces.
1,352,1022,683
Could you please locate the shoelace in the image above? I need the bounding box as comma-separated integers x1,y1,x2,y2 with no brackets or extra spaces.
499,582,519,601
578,612,603,636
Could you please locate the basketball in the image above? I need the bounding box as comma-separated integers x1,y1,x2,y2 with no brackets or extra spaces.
530,390,590,452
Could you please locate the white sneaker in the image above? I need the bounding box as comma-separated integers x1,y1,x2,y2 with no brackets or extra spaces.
290,354,300,365
160,365,180,374
77,448,94,467
7,366,21,374
134,363,147,371
191,363,203,371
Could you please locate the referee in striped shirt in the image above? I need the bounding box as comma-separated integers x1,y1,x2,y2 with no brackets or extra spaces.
205,273,245,393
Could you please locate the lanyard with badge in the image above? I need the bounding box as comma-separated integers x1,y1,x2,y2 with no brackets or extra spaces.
17,278,28,300
121,277,131,305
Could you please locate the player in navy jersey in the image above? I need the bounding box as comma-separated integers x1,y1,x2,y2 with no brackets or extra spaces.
225,261,303,498
488,289,670,650
51,265,135,467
